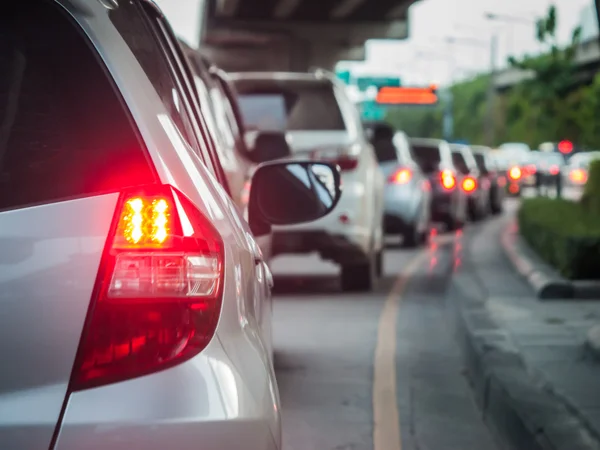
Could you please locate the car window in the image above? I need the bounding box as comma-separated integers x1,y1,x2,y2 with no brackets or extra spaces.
234,79,345,132
0,1,154,212
473,154,489,174
411,143,441,174
452,152,470,175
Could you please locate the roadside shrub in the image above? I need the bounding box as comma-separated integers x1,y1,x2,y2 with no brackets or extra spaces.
518,197,600,280
581,159,600,214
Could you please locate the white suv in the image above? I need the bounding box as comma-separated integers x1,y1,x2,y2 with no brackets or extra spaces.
230,71,385,291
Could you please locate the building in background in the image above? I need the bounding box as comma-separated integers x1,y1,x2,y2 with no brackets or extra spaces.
580,2,599,41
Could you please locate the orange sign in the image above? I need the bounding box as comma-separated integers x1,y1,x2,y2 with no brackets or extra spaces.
376,86,438,105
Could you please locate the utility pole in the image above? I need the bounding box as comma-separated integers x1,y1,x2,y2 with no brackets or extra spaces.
486,34,498,147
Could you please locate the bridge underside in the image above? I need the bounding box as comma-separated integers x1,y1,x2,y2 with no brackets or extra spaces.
201,0,420,72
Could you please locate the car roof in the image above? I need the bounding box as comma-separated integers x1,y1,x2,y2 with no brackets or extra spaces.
410,137,445,147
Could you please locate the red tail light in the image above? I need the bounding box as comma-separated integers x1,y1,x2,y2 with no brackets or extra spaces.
525,164,537,175
461,176,477,192
73,184,224,390
570,168,587,184
508,166,521,180
440,170,456,190
388,168,412,184
549,165,560,175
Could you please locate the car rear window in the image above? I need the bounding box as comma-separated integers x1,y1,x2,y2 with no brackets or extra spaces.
234,79,345,132
411,144,441,173
451,152,470,175
473,154,485,170
0,2,154,212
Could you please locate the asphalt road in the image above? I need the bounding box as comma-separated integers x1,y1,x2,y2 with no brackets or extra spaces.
270,216,510,450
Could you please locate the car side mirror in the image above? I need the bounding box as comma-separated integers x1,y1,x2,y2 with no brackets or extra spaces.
251,131,292,163
248,161,342,236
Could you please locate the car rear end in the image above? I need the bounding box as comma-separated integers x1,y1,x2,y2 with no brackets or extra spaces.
451,145,488,220
231,72,383,266
372,129,429,239
472,147,505,214
411,138,465,229
1,3,278,450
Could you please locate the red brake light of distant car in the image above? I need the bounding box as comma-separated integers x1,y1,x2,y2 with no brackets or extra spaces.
570,169,587,184
461,176,477,192
72,184,224,390
497,176,507,187
388,168,412,184
549,165,560,175
558,140,573,154
508,166,521,180
525,164,537,175
440,170,456,190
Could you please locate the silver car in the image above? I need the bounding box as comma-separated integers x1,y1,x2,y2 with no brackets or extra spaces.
0,2,341,449
366,123,431,247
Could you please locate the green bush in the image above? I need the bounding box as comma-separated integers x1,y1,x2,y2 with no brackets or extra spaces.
581,159,600,214
518,197,600,280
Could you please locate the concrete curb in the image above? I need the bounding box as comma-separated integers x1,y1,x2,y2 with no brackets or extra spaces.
501,222,600,300
448,280,600,450
586,325,600,360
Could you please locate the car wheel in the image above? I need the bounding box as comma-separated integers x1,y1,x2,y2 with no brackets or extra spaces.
491,200,503,215
341,254,377,292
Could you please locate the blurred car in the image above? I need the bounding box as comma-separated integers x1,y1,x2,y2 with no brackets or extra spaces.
0,2,343,449
365,122,432,247
229,71,385,291
529,151,566,189
563,151,600,186
498,142,532,154
471,146,505,214
490,149,529,196
410,138,468,231
179,45,279,261
450,144,490,220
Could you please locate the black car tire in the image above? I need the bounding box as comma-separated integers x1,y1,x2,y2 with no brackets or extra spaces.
341,254,378,292
402,223,420,248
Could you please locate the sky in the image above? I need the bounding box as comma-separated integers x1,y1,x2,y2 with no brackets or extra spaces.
157,0,597,86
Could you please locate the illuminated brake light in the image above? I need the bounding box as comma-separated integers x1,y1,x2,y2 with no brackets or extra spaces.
440,170,456,190
461,176,477,192
570,169,587,184
388,168,412,184
549,165,559,175
508,166,521,180
73,184,224,390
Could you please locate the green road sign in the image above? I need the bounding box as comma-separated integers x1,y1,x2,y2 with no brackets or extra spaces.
335,70,352,85
360,101,387,121
356,76,401,91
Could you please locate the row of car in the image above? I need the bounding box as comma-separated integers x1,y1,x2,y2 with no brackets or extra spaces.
489,142,600,194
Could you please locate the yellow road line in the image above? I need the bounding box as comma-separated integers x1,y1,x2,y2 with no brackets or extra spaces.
373,251,429,450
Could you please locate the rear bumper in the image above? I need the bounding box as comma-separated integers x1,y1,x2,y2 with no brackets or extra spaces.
272,230,369,264
383,185,421,233
430,192,455,222
54,340,280,450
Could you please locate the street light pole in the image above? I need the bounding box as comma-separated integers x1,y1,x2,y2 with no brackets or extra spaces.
486,34,498,147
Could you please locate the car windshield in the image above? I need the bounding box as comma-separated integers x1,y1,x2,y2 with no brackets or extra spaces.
451,151,470,174
233,79,345,132
473,153,487,172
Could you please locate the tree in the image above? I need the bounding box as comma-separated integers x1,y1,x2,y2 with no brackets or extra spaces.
507,4,581,142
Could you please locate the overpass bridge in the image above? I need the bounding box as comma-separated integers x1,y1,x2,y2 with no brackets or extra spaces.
494,37,600,91
200,0,420,72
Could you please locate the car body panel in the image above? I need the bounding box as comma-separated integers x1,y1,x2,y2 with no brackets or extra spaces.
0,195,118,450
